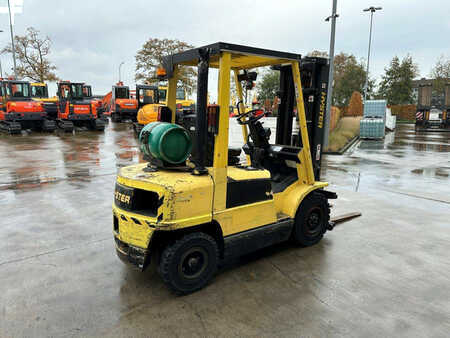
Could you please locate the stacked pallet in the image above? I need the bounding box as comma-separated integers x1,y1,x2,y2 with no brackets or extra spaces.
360,100,386,139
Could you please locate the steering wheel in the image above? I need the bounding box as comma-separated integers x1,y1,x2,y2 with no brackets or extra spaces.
236,101,266,125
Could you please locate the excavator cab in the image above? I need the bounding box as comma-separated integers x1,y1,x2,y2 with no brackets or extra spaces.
108,84,138,122
0,80,56,133
55,81,105,132
82,85,92,99
112,42,336,294
133,85,161,134
31,83,49,99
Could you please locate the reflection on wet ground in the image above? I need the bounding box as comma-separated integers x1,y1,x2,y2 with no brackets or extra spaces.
322,123,450,205
0,123,141,192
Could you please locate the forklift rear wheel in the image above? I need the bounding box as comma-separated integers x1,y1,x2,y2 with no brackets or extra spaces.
292,192,329,247
159,232,219,294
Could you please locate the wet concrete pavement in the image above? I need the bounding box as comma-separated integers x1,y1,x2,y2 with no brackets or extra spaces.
0,121,449,337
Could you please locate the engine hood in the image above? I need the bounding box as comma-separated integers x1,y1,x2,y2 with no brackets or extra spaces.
8,100,44,113
116,98,137,108
118,163,212,194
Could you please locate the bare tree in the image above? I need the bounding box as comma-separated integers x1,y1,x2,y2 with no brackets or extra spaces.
307,50,328,58
2,27,58,82
430,55,450,93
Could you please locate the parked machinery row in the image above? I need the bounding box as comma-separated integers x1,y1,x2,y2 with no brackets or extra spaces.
416,82,450,131
0,79,106,134
98,82,195,126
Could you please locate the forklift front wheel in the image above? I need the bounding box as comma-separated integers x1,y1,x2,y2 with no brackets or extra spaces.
159,232,219,295
291,192,329,247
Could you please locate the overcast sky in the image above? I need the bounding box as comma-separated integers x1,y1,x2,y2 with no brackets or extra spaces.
0,0,449,97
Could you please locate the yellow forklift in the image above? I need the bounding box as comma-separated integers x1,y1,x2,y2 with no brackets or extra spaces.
31,82,59,117
133,84,161,134
158,85,196,114
113,42,336,294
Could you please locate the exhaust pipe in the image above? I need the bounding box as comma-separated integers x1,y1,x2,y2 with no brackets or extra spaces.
193,48,210,175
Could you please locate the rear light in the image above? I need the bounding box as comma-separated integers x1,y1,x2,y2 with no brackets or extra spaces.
207,105,220,135
156,67,167,79
176,103,182,110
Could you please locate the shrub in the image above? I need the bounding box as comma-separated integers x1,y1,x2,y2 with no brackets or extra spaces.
346,91,363,116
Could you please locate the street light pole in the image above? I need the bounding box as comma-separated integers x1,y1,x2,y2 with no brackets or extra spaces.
7,0,17,78
323,0,339,150
0,30,3,78
119,61,125,82
363,6,382,102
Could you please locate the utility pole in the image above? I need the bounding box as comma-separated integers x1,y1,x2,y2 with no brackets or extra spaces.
363,6,382,102
119,61,125,82
7,0,17,78
323,0,339,149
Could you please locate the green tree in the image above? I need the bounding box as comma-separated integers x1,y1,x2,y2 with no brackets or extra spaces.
378,55,419,105
135,38,196,94
256,69,280,102
333,52,373,106
1,27,58,82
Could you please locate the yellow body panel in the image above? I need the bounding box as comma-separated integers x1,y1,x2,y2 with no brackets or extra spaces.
113,205,155,249
214,200,277,236
274,181,328,218
226,166,270,180
117,163,214,229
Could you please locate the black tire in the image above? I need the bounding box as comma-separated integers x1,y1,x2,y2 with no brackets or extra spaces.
111,113,121,123
292,191,330,247
159,232,219,295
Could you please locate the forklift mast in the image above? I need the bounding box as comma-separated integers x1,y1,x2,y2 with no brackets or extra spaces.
275,57,329,181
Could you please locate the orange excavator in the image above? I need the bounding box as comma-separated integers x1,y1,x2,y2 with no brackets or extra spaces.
82,83,107,122
100,82,138,122
0,78,56,133
54,81,106,132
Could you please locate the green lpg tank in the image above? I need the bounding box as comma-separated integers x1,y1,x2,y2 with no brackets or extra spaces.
139,122,192,164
